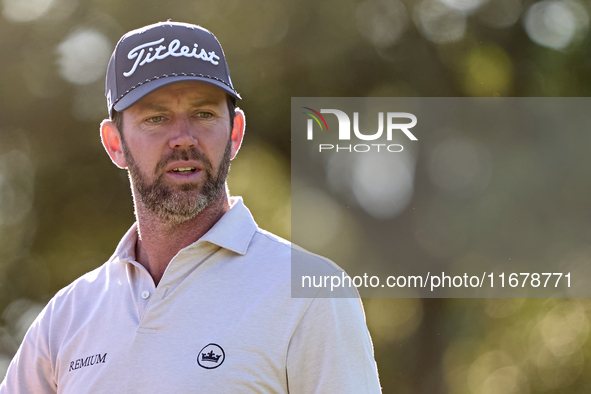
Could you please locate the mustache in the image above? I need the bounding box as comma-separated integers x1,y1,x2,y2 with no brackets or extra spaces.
154,148,212,175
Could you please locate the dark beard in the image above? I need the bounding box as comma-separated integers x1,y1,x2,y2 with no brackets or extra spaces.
121,137,232,226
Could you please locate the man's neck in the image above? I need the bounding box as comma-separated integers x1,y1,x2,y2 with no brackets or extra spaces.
133,193,230,286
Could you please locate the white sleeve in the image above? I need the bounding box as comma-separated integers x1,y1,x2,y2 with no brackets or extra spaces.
0,306,57,394
286,296,382,393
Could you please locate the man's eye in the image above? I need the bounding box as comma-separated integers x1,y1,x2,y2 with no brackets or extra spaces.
146,116,165,123
196,112,213,118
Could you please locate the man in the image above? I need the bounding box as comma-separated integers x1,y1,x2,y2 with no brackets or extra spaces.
0,22,381,393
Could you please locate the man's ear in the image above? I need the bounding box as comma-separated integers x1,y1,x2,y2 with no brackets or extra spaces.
100,119,127,169
230,108,245,160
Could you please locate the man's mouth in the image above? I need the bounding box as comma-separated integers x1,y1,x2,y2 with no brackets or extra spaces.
171,167,197,174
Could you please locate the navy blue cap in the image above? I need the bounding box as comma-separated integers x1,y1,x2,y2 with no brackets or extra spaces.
105,21,240,118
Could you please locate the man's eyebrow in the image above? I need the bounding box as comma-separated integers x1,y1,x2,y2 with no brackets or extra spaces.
135,102,170,112
136,98,223,112
188,98,224,108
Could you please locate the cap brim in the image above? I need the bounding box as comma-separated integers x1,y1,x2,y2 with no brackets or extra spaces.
113,76,241,113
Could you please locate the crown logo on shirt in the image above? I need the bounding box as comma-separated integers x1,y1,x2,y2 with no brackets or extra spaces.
201,350,221,363
197,343,225,369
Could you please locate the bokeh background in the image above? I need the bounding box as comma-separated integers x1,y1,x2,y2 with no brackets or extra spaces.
0,0,590,393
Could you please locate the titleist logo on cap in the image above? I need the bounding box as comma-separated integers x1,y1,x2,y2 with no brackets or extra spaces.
124,38,221,78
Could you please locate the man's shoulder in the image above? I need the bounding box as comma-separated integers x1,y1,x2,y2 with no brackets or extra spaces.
249,227,344,275
21,256,120,345
224,198,343,274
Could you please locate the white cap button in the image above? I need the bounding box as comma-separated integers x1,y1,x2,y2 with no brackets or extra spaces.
141,291,150,300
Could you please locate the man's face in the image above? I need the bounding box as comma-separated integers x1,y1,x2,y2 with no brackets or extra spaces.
117,82,236,226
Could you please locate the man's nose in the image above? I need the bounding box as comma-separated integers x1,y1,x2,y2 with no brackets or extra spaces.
168,117,198,149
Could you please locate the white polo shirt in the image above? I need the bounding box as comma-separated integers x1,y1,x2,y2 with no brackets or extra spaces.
0,198,381,393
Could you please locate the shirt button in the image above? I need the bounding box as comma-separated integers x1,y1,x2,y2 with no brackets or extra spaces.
141,291,150,300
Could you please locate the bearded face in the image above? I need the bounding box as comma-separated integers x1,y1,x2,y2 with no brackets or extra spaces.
120,135,232,226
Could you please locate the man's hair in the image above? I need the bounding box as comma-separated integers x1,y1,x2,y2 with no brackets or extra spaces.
112,97,237,139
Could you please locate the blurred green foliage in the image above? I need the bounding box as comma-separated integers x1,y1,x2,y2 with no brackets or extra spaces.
1,0,591,392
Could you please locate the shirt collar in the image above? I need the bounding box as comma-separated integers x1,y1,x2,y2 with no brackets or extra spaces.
113,222,139,263
113,196,258,263
197,196,257,255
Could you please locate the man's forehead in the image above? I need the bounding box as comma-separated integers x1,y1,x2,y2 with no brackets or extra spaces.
132,81,227,111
